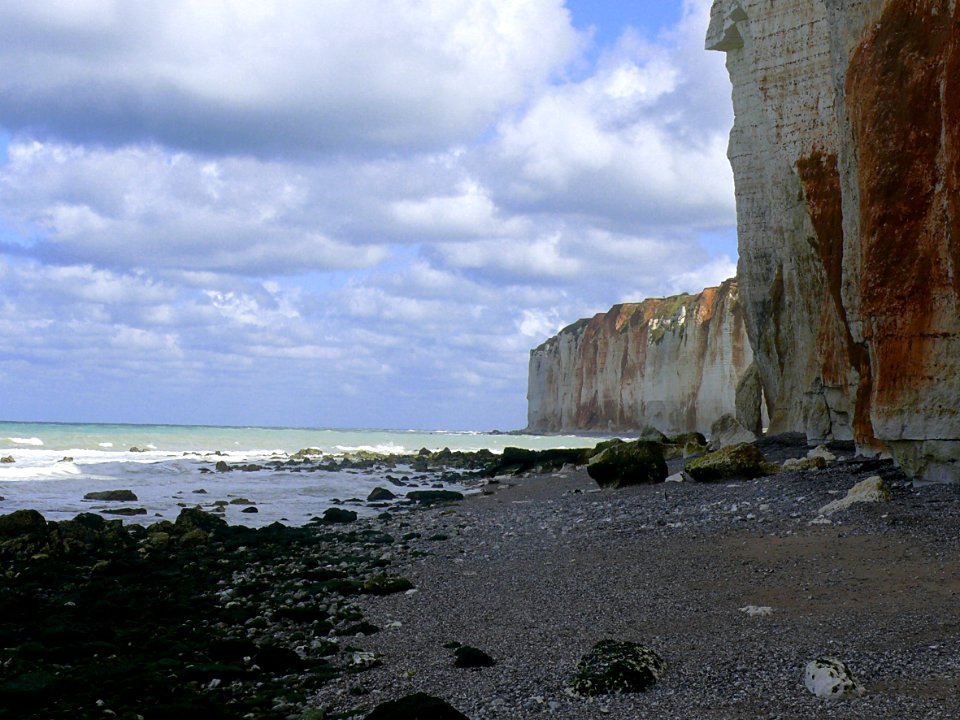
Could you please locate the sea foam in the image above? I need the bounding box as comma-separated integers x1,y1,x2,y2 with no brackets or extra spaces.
8,437,44,446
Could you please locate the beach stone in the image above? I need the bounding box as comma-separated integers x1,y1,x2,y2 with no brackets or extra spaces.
0,455,14,463
228,497,252,504
571,640,667,696
804,657,864,700
708,414,757,450
406,490,464,504
365,692,470,720
782,456,827,472
665,471,693,483
84,489,138,502
321,507,358,524
0,509,47,538
639,425,670,443
290,447,323,460
367,487,397,502
240,506,259,514
586,440,667,488
102,507,147,516
362,576,414,595
684,443,777,482
214,460,231,472
807,445,838,466
174,507,227,534
819,476,891,516
454,645,496,669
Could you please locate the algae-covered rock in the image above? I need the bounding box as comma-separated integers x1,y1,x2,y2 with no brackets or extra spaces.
174,507,227,534
365,693,470,720
586,441,667,488
0,455,14,463
684,443,777,481
639,426,669,443
571,639,667,696
406,490,464,504
453,645,496,669
362,575,414,595
367,487,397,502
84,489,138,502
321,507,358,524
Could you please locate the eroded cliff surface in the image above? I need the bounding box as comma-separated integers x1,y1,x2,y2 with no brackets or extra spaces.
708,0,960,480
527,279,754,435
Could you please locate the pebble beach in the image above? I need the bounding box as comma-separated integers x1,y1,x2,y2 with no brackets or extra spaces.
2,436,960,719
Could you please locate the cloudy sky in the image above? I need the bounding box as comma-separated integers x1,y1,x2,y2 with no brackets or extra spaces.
0,0,736,431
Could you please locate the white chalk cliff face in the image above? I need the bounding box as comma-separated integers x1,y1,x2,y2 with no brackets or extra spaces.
707,0,960,480
527,279,754,435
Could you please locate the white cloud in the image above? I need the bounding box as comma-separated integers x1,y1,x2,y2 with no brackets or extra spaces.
0,0,582,156
0,1,740,430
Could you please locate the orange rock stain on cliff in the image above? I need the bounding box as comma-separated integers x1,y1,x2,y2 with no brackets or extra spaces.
796,150,877,446
846,0,960,438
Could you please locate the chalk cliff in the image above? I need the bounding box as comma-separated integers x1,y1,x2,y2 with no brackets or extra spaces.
527,279,754,435
707,0,960,480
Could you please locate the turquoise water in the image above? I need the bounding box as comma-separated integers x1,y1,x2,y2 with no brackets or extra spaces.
0,421,607,527
0,421,600,455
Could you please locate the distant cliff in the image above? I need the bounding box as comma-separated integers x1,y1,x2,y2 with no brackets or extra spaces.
707,1,960,480
527,279,754,435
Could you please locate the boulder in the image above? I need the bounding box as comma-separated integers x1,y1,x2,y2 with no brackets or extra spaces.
365,693,470,720
684,443,777,482
639,425,669,443
570,640,667,696
819,476,891,516
83,490,138,502
804,657,864,700
708,414,757,450
0,455,14,463
174,507,227,535
321,507,358,524
453,645,496,669
586,441,667,488
367,487,397,502
405,490,464,504
807,445,837,466
0,509,47,538
782,456,828,472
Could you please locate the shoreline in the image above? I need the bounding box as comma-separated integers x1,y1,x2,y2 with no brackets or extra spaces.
2,441,960,718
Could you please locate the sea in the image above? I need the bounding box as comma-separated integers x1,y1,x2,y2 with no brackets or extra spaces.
0,421,604,527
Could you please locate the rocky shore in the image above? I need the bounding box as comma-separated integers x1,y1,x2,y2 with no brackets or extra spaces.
3,437,960,718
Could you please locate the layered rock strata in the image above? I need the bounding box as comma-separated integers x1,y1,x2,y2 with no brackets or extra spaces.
527,279,754,435
707,0,960,480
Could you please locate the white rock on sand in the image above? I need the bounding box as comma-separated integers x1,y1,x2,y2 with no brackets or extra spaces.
804,657,864,700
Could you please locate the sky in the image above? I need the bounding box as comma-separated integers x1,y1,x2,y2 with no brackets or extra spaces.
0,0,736,431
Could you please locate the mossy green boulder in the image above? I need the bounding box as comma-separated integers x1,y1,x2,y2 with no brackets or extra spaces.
586,440,667,487
683,442,778,481
571,640,667,695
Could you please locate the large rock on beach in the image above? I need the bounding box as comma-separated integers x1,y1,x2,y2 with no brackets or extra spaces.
571,639,667,696
586,440,667,488
684,443,777,482
804,657,865,700
526,279,755,435
367,487,397,502
708,414,757,450
406,490,464,504
174,507,227,534
819,476,891,516
707,0,960,481
321,507,358,524
0,509,47,538
84,489,138,502
365,693,470,720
